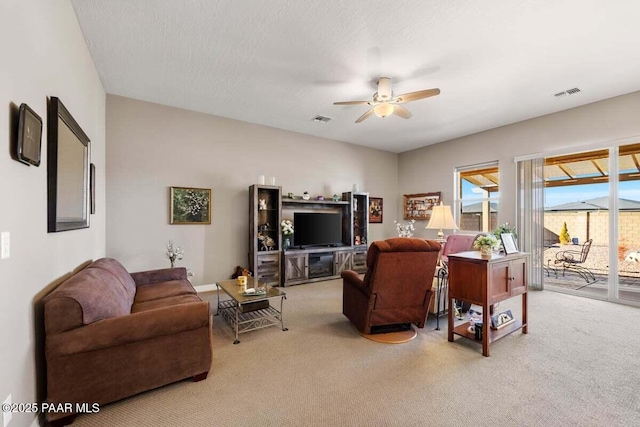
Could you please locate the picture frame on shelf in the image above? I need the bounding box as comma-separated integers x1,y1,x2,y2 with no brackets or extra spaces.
491,310,515,330
403,192,442,220
170,186,211,224
501,233,518,254
369,197,383,223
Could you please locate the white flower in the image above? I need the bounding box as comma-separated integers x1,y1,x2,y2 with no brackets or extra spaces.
165,241,184,264
281,219,294,236
394,219,416,238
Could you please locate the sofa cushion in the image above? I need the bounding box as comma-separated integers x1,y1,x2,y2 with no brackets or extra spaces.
44,267,133,327
134,280,197,304
88,258,137,303
131,294,203,313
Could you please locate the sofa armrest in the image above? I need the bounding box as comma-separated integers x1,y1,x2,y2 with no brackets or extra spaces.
131,267,187,286
46,301,210,358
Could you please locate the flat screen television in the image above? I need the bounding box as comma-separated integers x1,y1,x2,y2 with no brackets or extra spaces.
293,212,342,247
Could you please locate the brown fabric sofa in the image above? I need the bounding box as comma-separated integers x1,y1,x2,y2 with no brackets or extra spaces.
42,258,212,426
341,238,441,334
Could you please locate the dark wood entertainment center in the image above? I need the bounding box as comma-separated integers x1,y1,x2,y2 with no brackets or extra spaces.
248,185,369,286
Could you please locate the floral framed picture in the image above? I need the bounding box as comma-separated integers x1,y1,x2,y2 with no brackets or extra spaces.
403,192,442,220
369,197,383,223
170,187,211,224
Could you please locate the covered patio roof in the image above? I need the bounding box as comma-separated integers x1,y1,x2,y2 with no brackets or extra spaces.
460,143,640,192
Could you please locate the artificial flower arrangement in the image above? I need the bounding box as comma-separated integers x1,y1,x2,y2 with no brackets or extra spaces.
281,219,294,236
394,219,416,238
165,241,184,268
473,234,499,255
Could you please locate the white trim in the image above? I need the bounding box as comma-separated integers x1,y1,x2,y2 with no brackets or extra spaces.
513,134,640,162
194,283,218,293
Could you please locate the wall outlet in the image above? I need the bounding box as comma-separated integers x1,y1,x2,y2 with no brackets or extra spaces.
1,232,9,259
2,394,11,427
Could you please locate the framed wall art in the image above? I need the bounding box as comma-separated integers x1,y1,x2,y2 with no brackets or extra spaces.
170,186,211,224
369,197,383,223
16,103,43,166
403,192,442,220
90,163,96,214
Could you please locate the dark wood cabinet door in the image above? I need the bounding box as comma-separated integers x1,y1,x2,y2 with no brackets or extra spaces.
509,257,527,296
489,261,510,304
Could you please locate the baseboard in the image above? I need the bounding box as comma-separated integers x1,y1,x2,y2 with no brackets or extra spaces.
194,283,218,293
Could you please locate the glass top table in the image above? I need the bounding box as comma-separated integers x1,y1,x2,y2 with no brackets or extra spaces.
215,277,287,344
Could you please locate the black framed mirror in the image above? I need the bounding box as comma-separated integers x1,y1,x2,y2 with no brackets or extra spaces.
47,97,90,232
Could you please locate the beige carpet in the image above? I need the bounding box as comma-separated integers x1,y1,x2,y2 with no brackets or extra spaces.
71,279,640,426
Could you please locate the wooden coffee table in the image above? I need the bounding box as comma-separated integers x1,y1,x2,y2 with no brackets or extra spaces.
215,277,287,344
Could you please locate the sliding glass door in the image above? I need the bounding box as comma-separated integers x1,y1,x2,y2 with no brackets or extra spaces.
616,143,640,303
534,143,640,305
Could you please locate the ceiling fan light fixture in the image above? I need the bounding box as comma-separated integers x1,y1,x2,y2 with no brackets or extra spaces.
373,103,394,118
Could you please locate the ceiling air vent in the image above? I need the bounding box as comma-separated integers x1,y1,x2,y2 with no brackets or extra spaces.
311,115,332,123
554,87,581,98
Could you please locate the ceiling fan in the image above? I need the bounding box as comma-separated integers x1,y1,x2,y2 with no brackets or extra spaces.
333,77,440,123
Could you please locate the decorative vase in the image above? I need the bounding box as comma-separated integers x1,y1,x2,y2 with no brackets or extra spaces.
480,246,492,257
283,238,291,250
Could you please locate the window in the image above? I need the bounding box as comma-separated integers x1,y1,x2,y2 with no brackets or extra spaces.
455,162,499,232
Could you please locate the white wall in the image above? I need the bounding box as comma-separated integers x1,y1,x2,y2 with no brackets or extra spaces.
399,91,640,239
0,1,106,426
106,95,398,284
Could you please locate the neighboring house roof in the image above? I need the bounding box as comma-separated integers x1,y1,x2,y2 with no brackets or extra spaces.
461,202,498,214
546,197,640,211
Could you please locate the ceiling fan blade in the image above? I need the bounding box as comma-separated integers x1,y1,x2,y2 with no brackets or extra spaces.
393,105,413,119
394,88,441,103
334,100,372,106
355,108,375,123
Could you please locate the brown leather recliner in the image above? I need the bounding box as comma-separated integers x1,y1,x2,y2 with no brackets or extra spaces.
341,238,442,334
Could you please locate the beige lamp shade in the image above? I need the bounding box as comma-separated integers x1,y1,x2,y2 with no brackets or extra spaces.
426,202,459,238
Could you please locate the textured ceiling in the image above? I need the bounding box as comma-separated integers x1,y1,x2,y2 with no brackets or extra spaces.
71,0,640,153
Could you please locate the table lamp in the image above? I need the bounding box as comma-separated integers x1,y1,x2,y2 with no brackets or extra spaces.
426,202,459,239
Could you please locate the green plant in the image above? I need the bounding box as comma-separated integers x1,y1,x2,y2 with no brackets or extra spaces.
559,222,571,245
473,234,499,249
493,222,517,239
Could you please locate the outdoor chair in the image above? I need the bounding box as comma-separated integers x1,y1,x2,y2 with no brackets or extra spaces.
551,238,596,284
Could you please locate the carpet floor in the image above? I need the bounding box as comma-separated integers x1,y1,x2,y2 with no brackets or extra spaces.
71,279,640,426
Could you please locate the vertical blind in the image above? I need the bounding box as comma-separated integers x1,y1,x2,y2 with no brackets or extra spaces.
516,158,544,290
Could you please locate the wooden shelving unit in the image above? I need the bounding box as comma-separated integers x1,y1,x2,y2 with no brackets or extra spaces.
249,185,282,287
447,251,528,357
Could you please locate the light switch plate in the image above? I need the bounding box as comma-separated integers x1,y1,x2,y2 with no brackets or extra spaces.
1,232,9,259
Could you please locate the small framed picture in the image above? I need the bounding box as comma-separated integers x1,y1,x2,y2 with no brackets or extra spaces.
16,103,43,166
501,233,518,254
170,187,211,224
491,310,515,330
369,197,383,223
